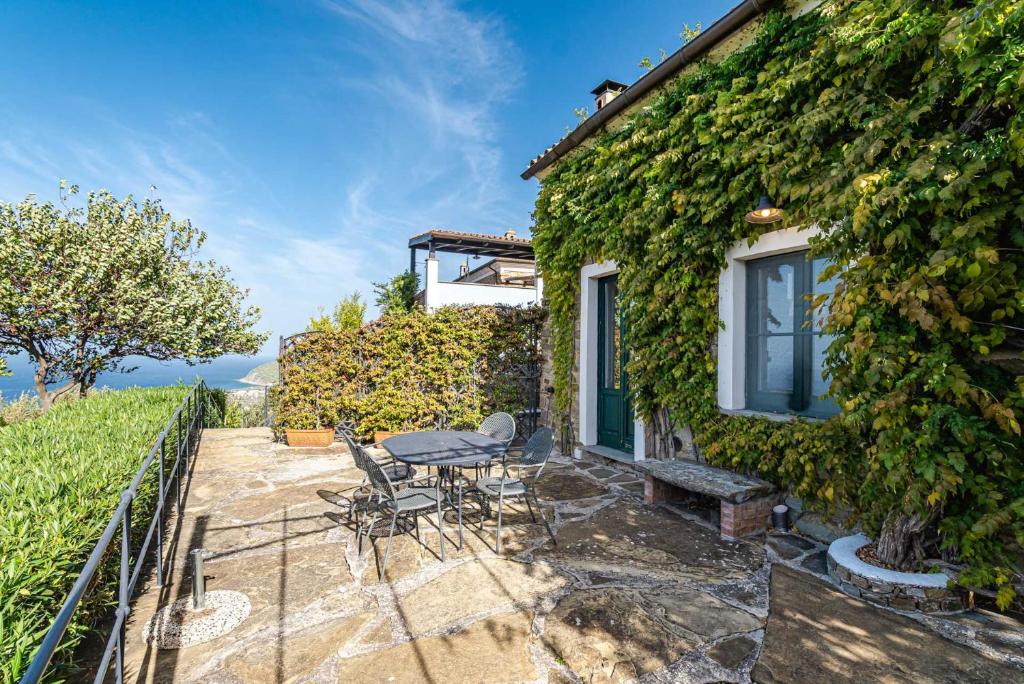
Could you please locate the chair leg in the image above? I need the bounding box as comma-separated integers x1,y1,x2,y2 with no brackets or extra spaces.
360,507,378,556
524,492,537,523
436,490,446,562
457,478,464,551
414,511,420,544
495,492,504,554
379,512,399,581
535,494,556,546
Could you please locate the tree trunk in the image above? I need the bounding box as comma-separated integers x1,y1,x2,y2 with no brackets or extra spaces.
644,406,677,460
32,357,79,411
875,511,933,569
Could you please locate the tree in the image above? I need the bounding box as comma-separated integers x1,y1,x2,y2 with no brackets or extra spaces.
0,184,267,409
372,271,420,316
307,292,366,332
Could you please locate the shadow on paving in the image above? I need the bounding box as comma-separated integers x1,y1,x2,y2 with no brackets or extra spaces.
753,565,1024,684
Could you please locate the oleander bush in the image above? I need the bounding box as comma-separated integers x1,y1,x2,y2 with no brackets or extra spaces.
0,385,192,682
275,305,545,438
533,0,1024,605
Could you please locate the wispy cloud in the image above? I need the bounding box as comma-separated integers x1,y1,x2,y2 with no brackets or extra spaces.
0,0,528,353
321,0,524,224
0,111,376,350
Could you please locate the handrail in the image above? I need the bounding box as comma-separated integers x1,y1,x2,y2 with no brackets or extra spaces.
20,381,211,684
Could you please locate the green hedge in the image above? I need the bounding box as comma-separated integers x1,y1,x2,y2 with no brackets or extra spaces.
276,306,545,437
0,385,192,682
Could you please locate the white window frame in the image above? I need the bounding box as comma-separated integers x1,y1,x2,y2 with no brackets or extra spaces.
579,260,646,460
717,225,823,413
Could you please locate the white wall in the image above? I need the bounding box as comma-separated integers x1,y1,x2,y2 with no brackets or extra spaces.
423,256,541,310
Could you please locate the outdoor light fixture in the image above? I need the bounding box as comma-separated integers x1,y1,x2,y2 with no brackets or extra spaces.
745,195,783,224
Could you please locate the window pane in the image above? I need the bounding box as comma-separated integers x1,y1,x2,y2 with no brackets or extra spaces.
808,256,839,332
811,333,833,398
602,280,620,390
755,335,794,393
756,262,795,334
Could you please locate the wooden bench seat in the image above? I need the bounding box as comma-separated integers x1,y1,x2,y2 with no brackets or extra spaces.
637,460,778,538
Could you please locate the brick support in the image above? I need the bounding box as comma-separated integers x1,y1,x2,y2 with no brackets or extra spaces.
644,474,680,504
720,495,776,539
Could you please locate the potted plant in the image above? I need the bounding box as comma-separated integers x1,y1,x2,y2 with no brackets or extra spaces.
285,389,335,447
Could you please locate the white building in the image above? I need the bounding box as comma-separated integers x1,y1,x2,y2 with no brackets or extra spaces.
409,229,543,311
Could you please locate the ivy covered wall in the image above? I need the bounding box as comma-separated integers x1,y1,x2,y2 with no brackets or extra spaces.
531,1,1023,605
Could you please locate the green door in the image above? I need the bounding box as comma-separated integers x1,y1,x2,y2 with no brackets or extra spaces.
597,275,634,452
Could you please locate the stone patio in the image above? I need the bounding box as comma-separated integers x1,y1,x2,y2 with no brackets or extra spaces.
117,428,1024,683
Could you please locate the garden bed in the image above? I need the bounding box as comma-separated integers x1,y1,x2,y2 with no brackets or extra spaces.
827,534,968,613
0,385,193,681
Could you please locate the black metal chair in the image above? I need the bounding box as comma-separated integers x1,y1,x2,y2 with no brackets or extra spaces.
474,427,556,553
357,449,446,580
341,432,416,523
477,412,516,446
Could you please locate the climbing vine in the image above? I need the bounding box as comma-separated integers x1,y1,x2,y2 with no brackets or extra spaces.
532,0,1024,606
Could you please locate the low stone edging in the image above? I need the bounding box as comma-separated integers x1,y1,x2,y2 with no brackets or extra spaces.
826,534,967,613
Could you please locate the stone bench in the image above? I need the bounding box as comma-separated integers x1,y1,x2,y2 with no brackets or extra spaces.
637,460,778,538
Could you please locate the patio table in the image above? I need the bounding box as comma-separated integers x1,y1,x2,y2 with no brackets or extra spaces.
380,431,505,469
381,431,506,547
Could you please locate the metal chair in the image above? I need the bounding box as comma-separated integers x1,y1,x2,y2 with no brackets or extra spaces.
477,412,516,446
357,450,446,580
474,427,556,553
341,432,416,522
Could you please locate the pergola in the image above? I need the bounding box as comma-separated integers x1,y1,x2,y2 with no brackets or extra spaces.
408,229,534,275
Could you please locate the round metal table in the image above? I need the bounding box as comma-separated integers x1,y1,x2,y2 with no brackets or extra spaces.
381,431,506,540
380,430,505,468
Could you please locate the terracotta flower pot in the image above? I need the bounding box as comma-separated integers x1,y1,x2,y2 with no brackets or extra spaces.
373,430,406,444
285,428,335,447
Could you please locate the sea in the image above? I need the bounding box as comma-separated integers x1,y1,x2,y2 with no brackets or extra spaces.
0,354,274,400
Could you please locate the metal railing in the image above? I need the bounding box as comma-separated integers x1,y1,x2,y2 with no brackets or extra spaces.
21,381,211,684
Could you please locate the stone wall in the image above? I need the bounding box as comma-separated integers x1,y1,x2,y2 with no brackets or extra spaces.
826,541,968,613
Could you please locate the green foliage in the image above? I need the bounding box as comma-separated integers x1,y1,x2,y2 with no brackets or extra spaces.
372,272,420,316
276,306,544,437
0,185,267,409
533,1,1024,603
307,292,366,332
0,385,192,681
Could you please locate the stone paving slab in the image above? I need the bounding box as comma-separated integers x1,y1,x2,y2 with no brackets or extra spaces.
753,565,1023,683
116,429,1024,684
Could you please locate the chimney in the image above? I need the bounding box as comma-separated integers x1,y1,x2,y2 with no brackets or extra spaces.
591,79,628,111
504,229,516,239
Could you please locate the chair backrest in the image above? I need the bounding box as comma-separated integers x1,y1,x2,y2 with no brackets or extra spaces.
336,420,357,440
520,427,554,479
341,432,366,472
361,452,397,503
478,412,516,444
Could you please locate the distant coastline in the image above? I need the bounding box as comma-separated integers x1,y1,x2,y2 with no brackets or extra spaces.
0,354,276,398
238,360,279,387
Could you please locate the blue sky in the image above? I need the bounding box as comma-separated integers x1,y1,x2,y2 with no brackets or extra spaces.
0,0,738,354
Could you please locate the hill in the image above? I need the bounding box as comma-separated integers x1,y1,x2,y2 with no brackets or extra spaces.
240,360,279,386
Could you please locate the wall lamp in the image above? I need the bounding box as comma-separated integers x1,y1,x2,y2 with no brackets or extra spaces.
745,195,783,224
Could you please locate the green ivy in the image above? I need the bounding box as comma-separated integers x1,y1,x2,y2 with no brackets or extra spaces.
532,0,1023,606
276,306,545,438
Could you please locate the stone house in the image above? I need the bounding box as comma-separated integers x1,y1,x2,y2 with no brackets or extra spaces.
524,0,829,464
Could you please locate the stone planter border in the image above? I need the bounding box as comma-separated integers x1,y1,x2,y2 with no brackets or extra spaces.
826,534,967,613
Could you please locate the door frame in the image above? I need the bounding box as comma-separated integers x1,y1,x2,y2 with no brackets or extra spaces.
579,261,645,460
